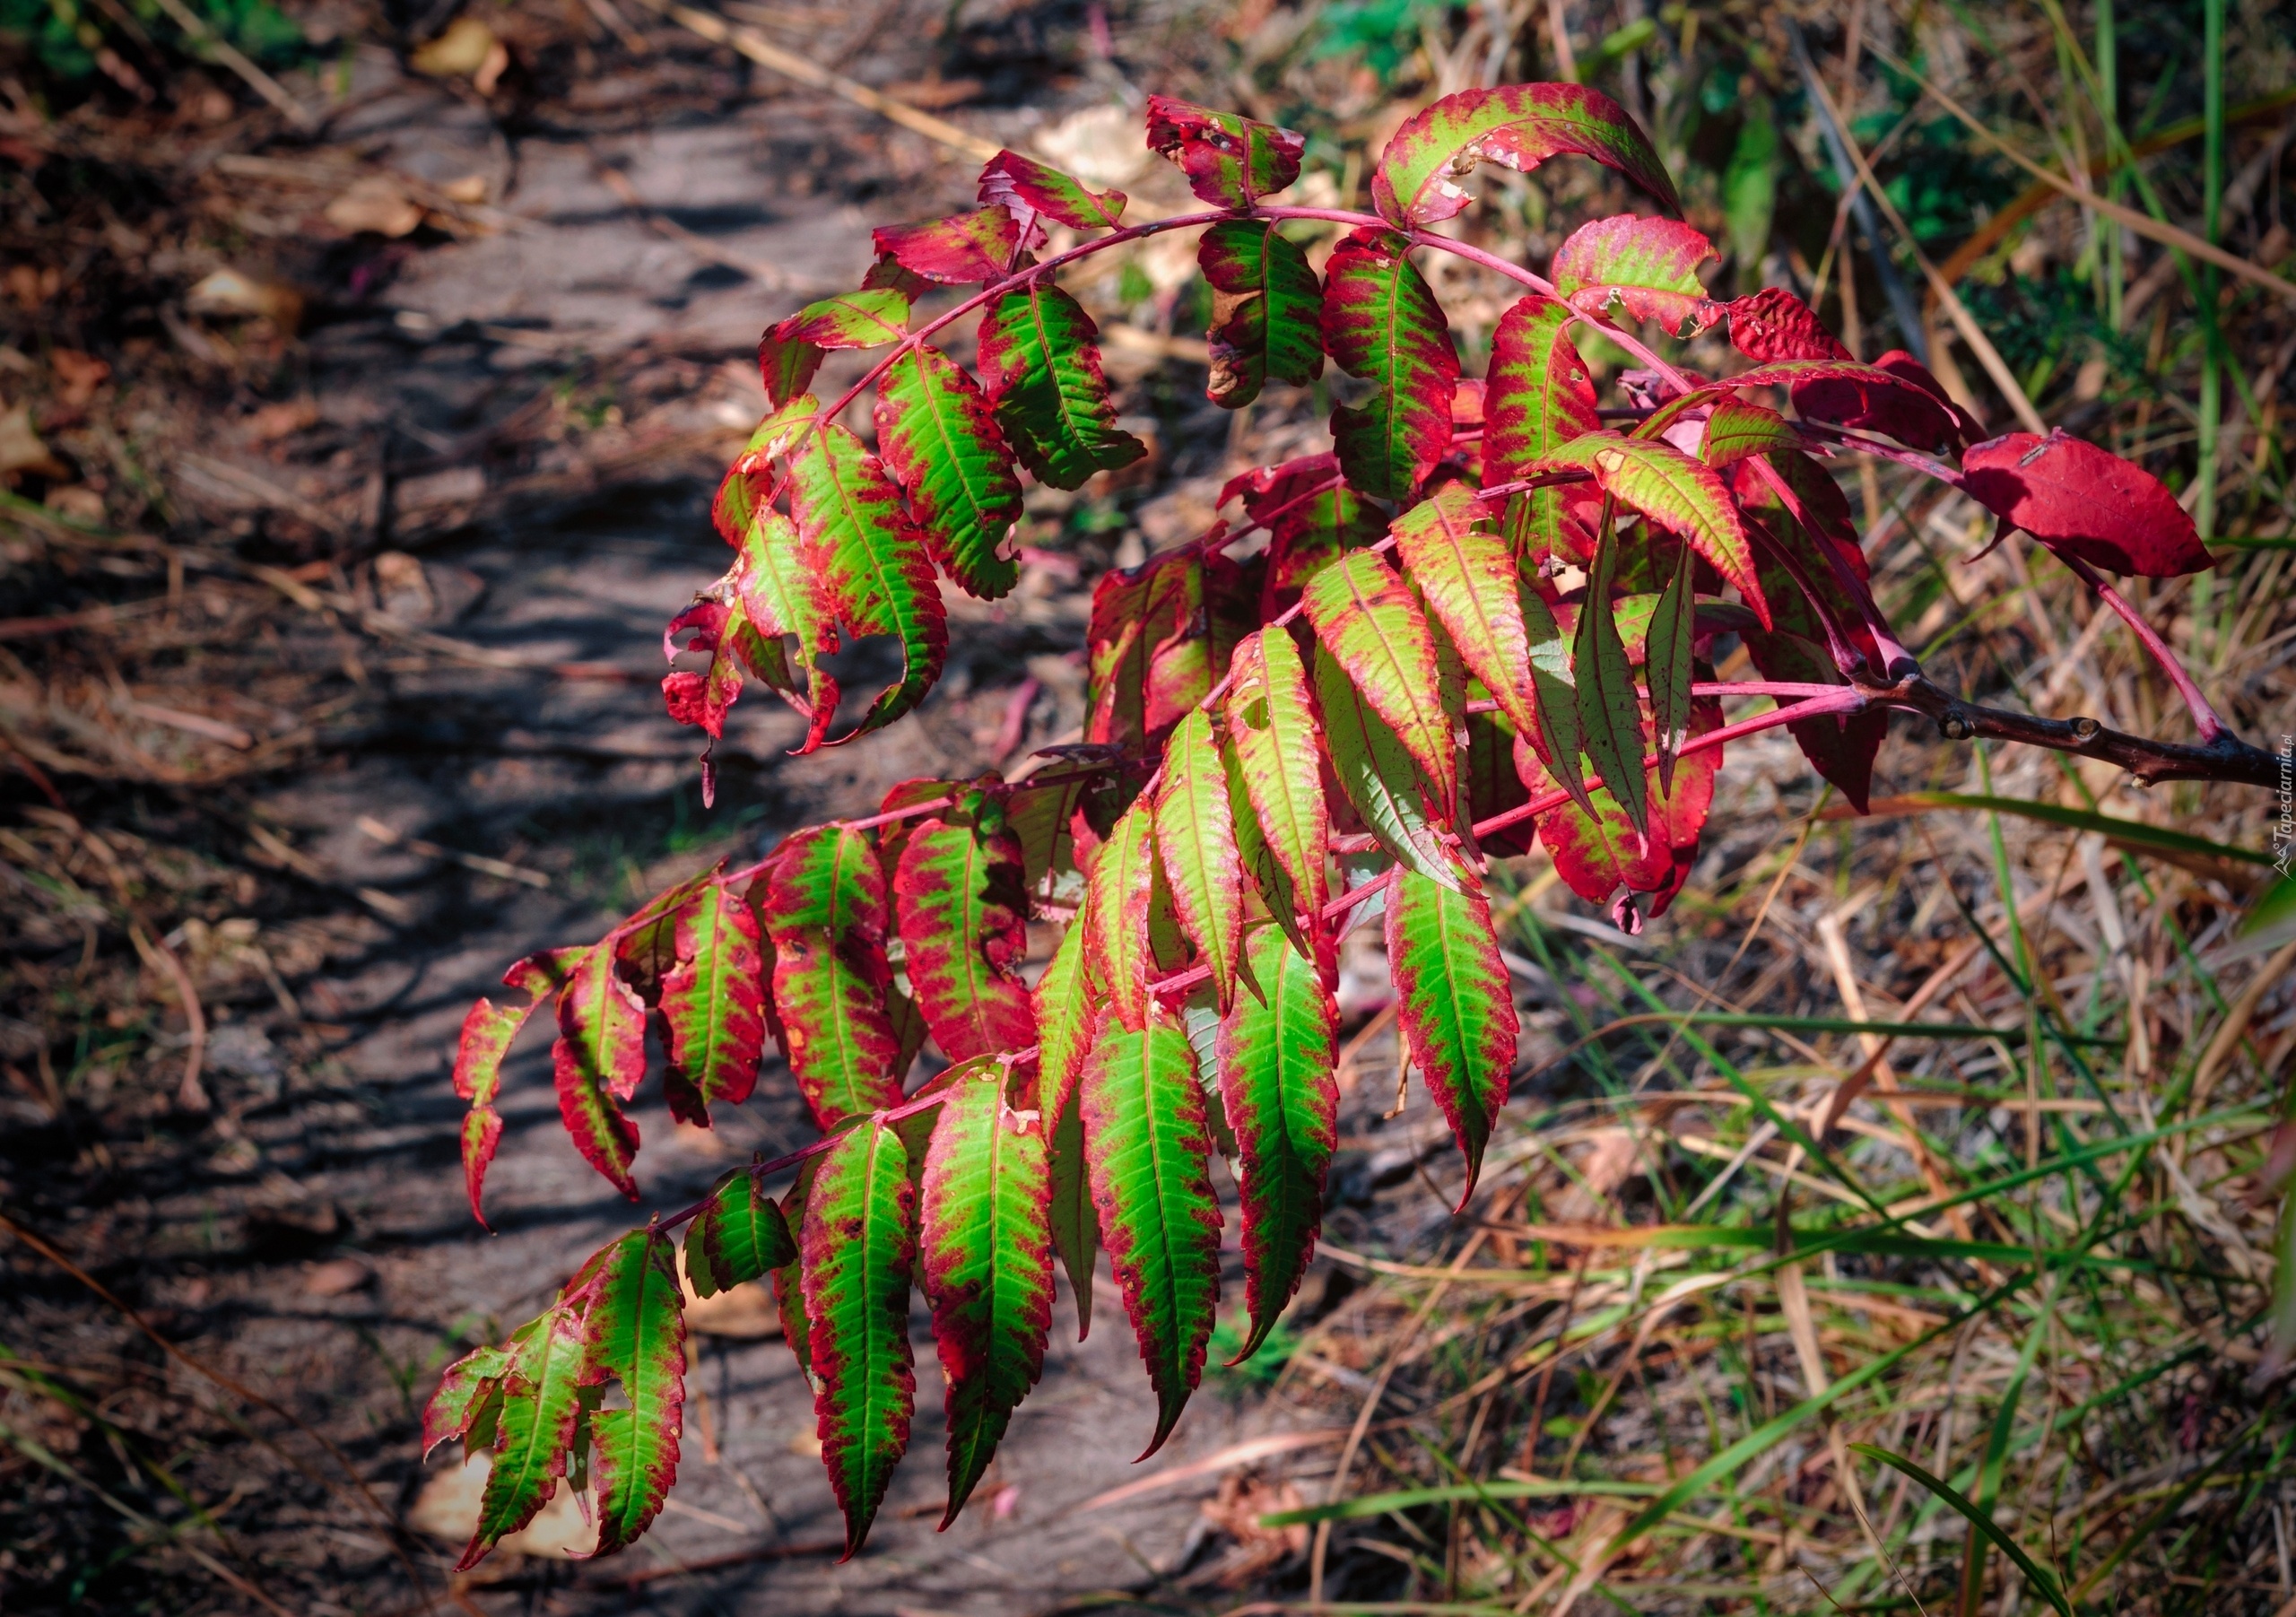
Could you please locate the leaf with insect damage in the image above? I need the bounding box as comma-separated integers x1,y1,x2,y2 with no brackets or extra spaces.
1321,227,1457,500
1080,1014,1222,1457
660,882,767,1110
1721,286,1849,362
1152,709,1245,1011
1386,862,1517,1204
978,282,1146,490
788,422,949,740
1371,82,1679,227
978,148,1126,230
770,288,908,349
876,344,1023,599
581,1228,687,1558
895,788,1039,1062
1301,547,1458,815
1144,96,1304,206
919,1066,1054,1526
1961,428,2209,578
1215,926,1336,1360
1550,214,1718,336
1198,217,1324,408
804,1117,918,1557
760,824,905,1128
423,1340,511,1462
873,208,1034,283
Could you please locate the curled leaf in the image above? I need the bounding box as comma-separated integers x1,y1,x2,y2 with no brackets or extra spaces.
1198,217,1325,408
1550,214,1718,336
1144,96,1304,206
978,148,1126,229
1371,83,1680,228
873,209,1034,283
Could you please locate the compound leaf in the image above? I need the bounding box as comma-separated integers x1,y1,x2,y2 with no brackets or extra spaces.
460,1302,589,1569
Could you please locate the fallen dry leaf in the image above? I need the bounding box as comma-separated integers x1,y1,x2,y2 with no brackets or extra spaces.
186,268,305,328
303,1256,373,1296
325,178,424,239
49,350,109,407
411,16,497,77
0,403,70,481
409,1455,596,1558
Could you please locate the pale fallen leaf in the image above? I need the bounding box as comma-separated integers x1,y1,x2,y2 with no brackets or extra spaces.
325,177,424,239
0,403,70,481
411,16,497,77
409,1454,596,1558
680,1263,780,1338
186,268,305,327
244,397,319,442
439,174,490,204
45,485,105,523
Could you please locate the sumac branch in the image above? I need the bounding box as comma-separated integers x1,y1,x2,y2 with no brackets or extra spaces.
427,83,2278,1567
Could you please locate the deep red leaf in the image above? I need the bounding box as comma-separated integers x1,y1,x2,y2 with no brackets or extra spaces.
1961,429,2210,577
1721,286,1849,363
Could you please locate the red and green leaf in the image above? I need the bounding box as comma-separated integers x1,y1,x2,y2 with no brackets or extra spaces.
1086,550,1231,758
873,208,1030,283
687,1168,797,1300
1152,709,1245,1011
1385,864,1517,1205
459,1302,590,1569
803,1118,918,1557
978,148,1126,229
422,1343,510,1459
1198,217,1324,408
1371,83,1680,227
581,1228,687,1557
1961,428,2209,578
1079,1015,1222,1457
1301,548,1458,814
551,945,645,1198
875,344,1023,600
660,883,767,1109
1534,432,1766,622
1144,95,1304,206
1389,480,1547,741
772,1160,816,1378
761,825,905,1128
770,288,908,349
919,1068,1054,1525
1321,227,1457,500
1700,396,1802,466
895,795,1039,1062
1523,708,1721,918
758,329,824,408
1550,215,1718,336
788,422,950,738
1314,640,1460,888
453,954,556,1225
725,501,840,751
1221,627,1331,952
1034,921,1094,1119
1215,926,1337,1360
977,282,1147,491
1083,798,1158,1030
